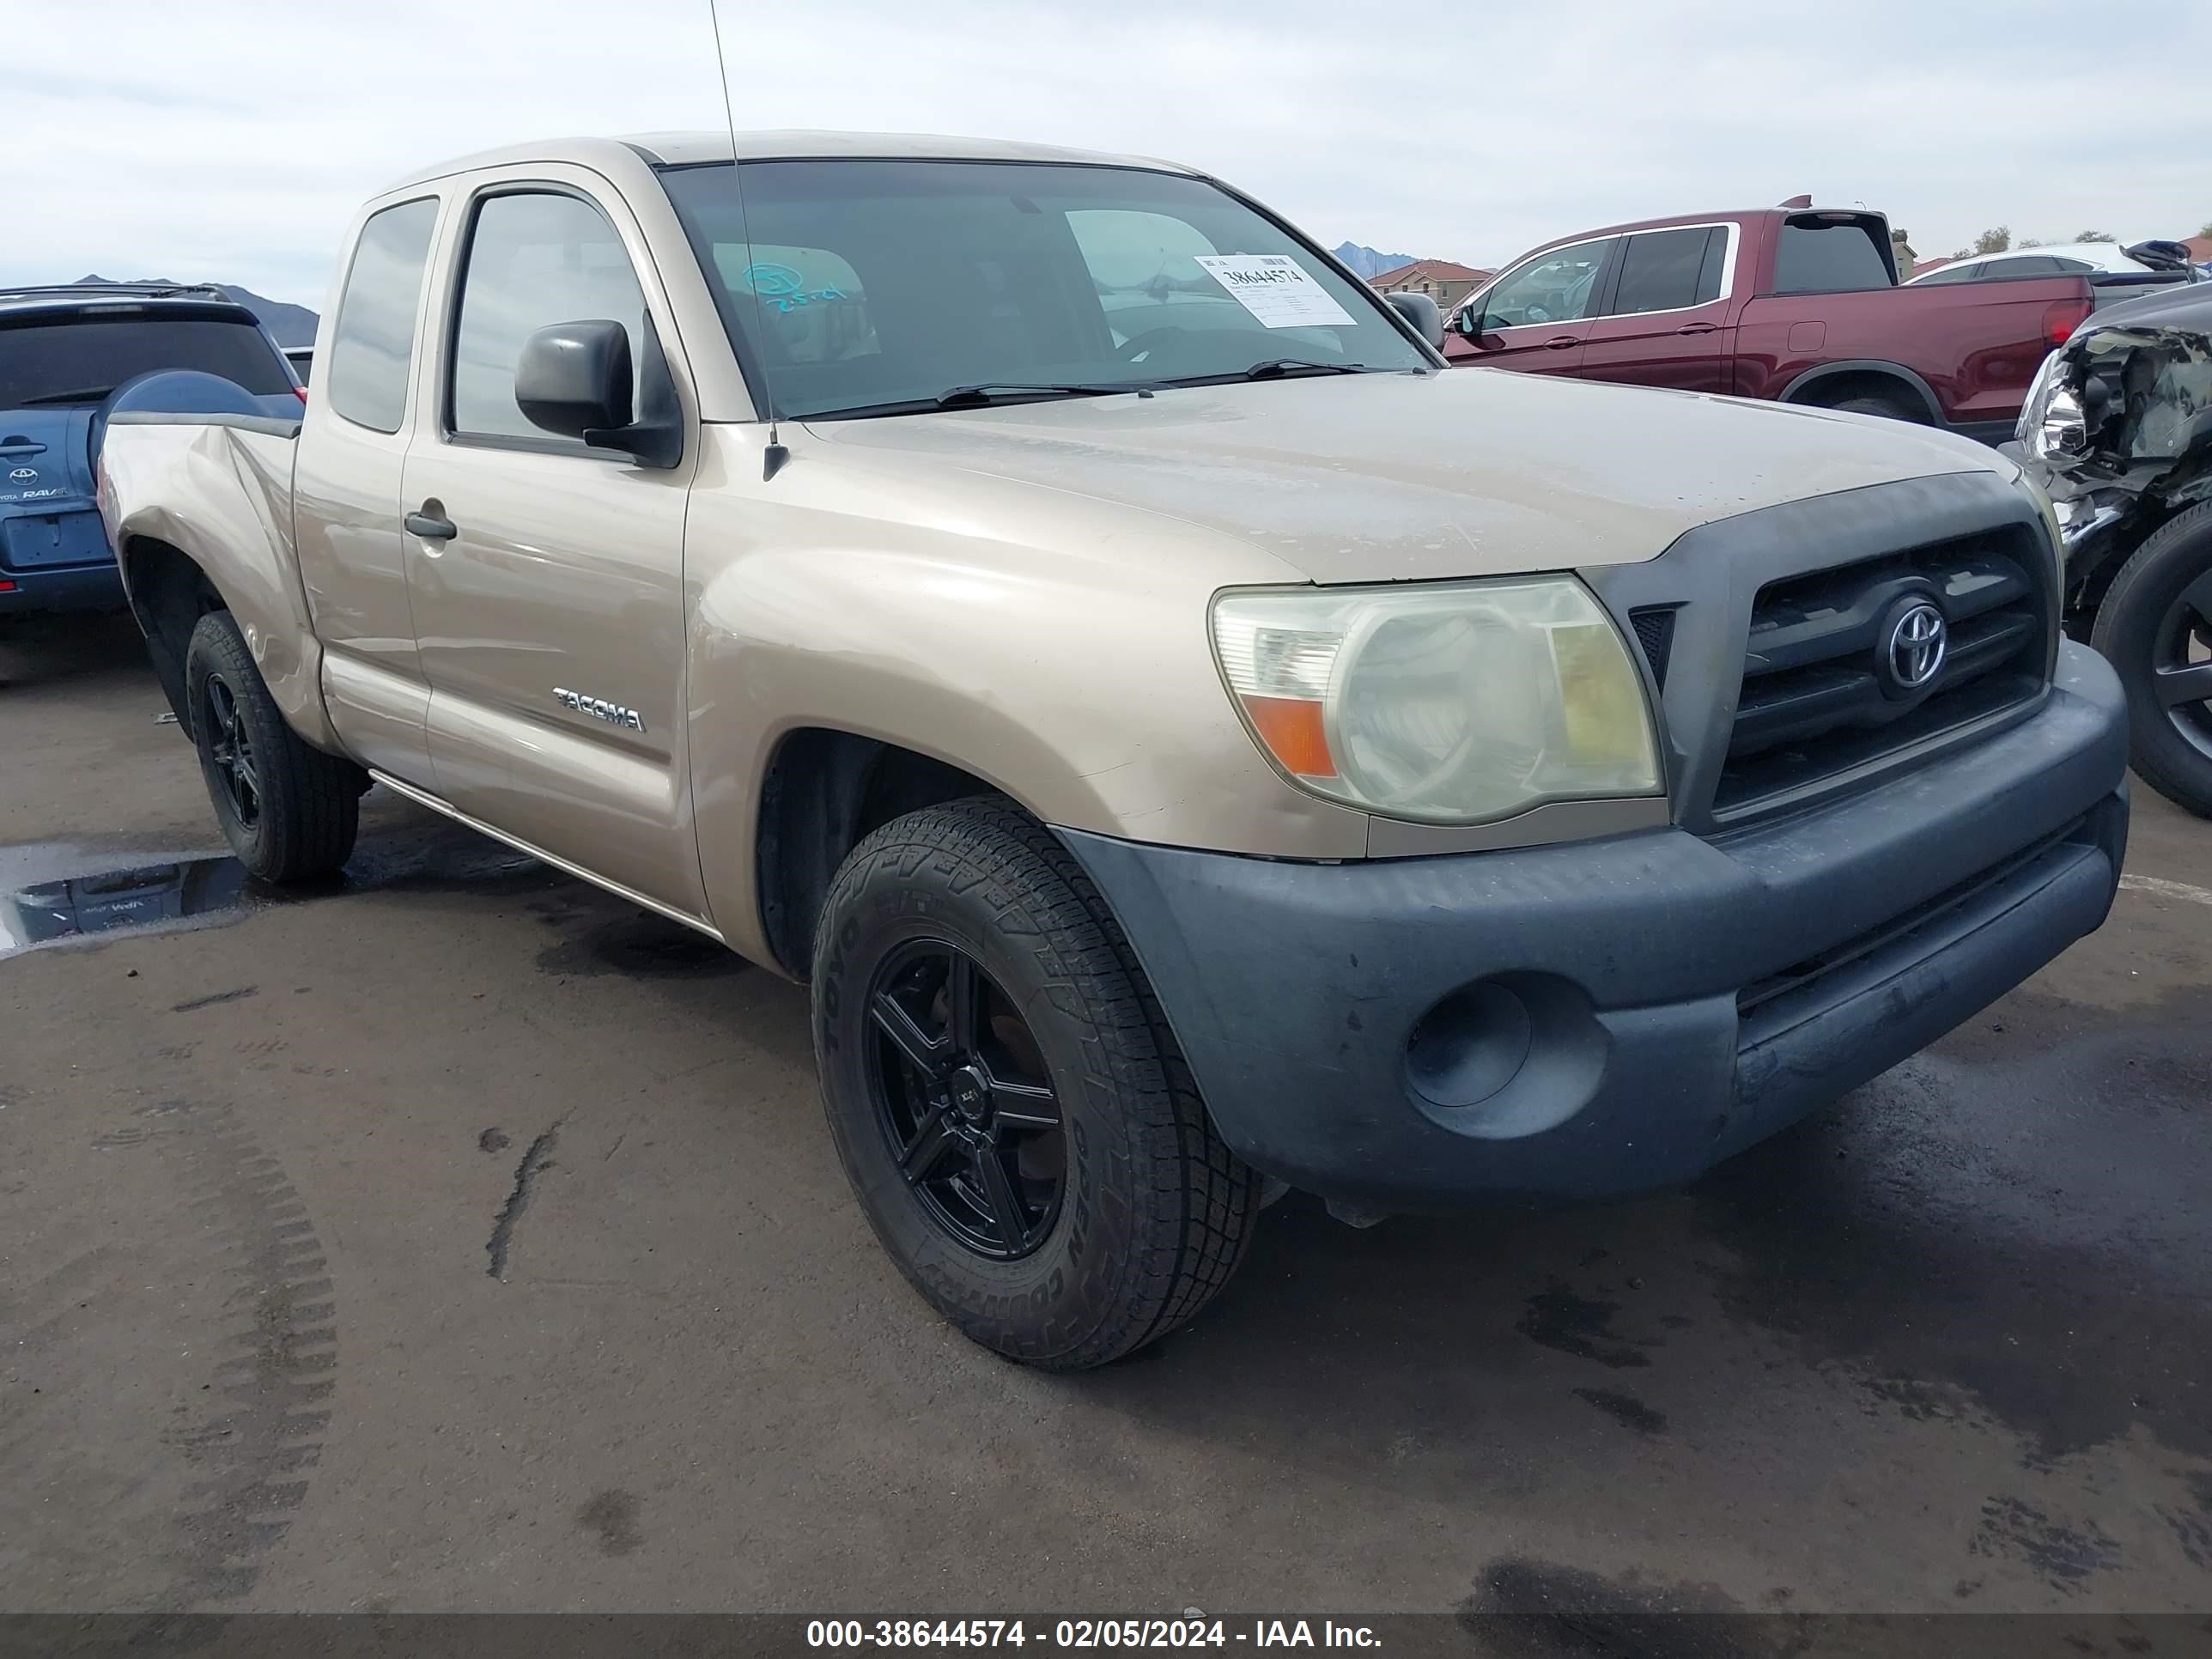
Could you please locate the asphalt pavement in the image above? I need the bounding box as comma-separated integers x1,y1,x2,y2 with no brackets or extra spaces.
3,613,2209,1632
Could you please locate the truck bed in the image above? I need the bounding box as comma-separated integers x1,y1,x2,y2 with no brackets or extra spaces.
96,411,331,752
1733,274,2090,439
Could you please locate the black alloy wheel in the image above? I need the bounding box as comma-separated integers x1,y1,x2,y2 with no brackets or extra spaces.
2149,568,2212,758
866,939,1064,1260
811,796,1260,1368
181,609,365,879
2094,501,2212,817
202,672,262,830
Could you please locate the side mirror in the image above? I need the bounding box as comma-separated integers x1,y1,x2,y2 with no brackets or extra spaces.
514,318,682,467
1383,290,1444,349
516,319,633,441
1453,305,1491,346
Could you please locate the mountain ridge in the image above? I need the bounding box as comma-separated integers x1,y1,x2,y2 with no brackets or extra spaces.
1330,241,1424,279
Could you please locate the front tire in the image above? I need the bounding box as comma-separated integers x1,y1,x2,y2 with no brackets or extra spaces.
811,797,1258,1369
2091,501,2212,817
184,610,363,878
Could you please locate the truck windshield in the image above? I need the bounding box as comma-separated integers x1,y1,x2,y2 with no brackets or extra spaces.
658,159,1429,420
0,315,294,408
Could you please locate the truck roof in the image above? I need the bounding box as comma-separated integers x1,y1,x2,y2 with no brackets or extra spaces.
1532,204,1883,246
386,131,1198,191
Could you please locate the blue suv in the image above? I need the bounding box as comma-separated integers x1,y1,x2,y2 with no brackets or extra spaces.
1,284,300,621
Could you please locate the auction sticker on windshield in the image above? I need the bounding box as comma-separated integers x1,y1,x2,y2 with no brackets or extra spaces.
1194,253,1356,329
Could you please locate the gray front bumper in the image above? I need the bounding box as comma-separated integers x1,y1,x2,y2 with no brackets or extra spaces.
1061,642,2130,1208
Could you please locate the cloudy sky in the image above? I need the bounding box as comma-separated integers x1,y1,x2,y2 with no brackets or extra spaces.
7,0,2205,309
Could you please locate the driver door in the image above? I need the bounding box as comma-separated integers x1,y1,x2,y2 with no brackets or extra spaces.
398,169,706,918
1455,235,1620,377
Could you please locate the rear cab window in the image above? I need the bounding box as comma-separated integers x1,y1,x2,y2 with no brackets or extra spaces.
0,311,292,410
1771,215,1895,295
1606,226,1730,315
325,198,439,433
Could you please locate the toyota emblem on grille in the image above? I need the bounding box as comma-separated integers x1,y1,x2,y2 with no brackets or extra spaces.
1887,602,1948,690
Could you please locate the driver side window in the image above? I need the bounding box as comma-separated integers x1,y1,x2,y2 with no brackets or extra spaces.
1477,238,1617,329
449,190,647,444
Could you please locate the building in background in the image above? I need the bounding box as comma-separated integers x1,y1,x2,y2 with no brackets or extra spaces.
1369,258,1491,315
1891,228,1917,281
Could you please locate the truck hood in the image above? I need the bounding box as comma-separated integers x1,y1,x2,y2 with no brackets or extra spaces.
801,368,2010,583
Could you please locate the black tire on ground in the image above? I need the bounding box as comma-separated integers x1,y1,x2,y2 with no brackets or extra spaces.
1830,394,1925,422
183,610,364,879
2090,501,2212,818
811,796,1259,1369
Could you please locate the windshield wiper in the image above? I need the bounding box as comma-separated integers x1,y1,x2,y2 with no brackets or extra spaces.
20,386,116,406
933,381,1152,409
1243,360,1368,380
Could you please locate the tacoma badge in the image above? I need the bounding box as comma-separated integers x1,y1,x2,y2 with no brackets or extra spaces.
553,687,645,731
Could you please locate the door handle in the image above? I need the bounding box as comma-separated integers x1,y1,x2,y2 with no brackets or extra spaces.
0,441,48,456
404,505,456,541
1542,335,1581,349
1674,323,1719,335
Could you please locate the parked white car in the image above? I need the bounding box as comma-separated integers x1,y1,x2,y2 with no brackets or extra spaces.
1909,243,2192,285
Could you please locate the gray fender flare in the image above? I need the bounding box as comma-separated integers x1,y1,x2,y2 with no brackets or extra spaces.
1779,360,1944,423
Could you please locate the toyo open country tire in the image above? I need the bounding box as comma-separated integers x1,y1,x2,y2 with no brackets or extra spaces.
811,797,1259,1368
2092,500,2212,818
184,610,363,879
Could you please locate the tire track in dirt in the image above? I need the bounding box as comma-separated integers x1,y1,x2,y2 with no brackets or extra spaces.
162,1102,335,1604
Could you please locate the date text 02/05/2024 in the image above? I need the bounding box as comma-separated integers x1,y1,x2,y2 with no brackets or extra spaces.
804,1620,1382,1649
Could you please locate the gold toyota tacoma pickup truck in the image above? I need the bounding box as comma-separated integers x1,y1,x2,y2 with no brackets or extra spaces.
96,132,2130,1369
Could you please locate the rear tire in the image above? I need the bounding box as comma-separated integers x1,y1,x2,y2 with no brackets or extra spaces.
184,610,363,878
1831,394,1923,422
811,797,1259,1369
2091,501,2212,818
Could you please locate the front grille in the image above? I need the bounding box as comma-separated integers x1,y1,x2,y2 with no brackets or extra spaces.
1713,527,2051,818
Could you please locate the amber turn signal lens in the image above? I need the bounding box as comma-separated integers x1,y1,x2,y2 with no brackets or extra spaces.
1239,694,1337,779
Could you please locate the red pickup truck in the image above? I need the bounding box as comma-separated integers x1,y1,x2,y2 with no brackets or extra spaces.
1443,204,2093,443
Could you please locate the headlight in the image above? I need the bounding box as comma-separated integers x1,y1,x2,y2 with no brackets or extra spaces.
2016,348,2084,460
1212,576,1662,824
